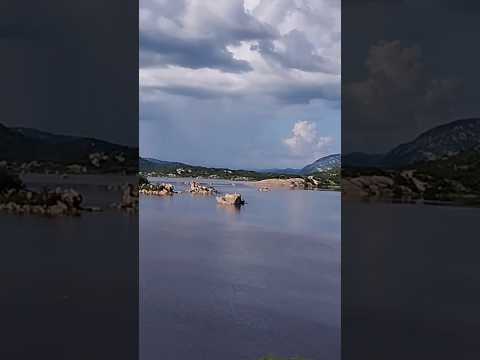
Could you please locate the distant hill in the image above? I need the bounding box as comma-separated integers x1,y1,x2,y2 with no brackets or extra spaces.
257,168,301,175
0,123,138,175
301,154,340,174
258,154,341,175
0,123,137,163
383,118,480,167
342,152,385,168
343,118,480,168
139,158,189,171
140,155,341,190
140,157,261,179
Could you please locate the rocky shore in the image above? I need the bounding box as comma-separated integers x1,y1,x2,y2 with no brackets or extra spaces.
342,168,480,205
252,176,337,190
0,170,139,216
0,187,84,216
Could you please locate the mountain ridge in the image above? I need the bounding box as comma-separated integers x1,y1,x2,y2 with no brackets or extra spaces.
141,153,341,176
0,123,138,163
343,118,480,168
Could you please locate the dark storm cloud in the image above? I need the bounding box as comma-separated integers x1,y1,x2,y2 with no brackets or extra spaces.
142,79,339,105
271,82,340,105
142,85,225,100
140,0,341,168
139,0,276,73
140,33,253,73
0,1,138,146
342,0,480,154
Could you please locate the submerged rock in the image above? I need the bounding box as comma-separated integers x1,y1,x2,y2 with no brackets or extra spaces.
216,193,245,206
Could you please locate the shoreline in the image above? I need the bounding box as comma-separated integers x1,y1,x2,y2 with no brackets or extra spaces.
147,175,341,192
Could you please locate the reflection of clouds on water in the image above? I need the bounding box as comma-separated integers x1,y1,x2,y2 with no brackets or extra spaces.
141,187,341,359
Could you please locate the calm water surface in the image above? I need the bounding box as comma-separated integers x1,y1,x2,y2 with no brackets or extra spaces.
1,181,138,359
140,178,341,360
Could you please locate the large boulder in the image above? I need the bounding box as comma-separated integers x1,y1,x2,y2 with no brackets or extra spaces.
216,193,245,206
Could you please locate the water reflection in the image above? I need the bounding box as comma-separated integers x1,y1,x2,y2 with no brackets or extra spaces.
140,179,340,360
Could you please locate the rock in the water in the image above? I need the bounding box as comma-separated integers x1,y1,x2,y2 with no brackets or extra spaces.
189,181,217,195
0,186,84,216
139,182,175,196
120,183,139,211
216,193,245,206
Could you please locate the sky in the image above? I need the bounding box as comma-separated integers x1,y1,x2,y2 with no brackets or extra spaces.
139,0,340,169
1,1,138,147
342,0,480,154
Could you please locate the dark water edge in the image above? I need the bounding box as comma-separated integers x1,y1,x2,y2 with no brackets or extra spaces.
344,197,480,209
140,188,340,360
0,210,138,359
343,201,480,359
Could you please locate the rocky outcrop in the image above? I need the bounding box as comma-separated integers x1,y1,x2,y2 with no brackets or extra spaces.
253,177,330,190
116,183,139,212
189,181,217,195
253,178,307,189
139,182,175,196
0,187,84,216
216,193,245,206
342,171,428,201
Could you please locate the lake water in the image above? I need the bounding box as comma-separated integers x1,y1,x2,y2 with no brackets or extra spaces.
342,201,480,359
1,185,138,359
140,178,341,360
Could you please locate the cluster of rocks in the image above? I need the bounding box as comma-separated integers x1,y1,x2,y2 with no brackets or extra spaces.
189,181,218,195
111,183,139,212
0,187,84,216
258,187,271,192
342,170,428,201
89,152,110,168
139,182,175,196
216,193,245,206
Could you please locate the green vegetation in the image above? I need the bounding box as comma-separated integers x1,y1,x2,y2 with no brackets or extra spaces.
139,174,149,185
343,149,480,205
414,150,480,203
140,165,340,190
139,157,340,190
0,169,24,191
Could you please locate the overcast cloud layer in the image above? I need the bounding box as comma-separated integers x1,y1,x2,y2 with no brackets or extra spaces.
140,0,340,169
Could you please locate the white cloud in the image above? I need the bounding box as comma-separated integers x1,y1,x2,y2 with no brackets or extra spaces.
140,0,340,167
283,120,333,158
139,0,340,104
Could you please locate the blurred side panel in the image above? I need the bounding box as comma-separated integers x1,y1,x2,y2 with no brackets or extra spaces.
0,1,138,359
342,1,480,359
